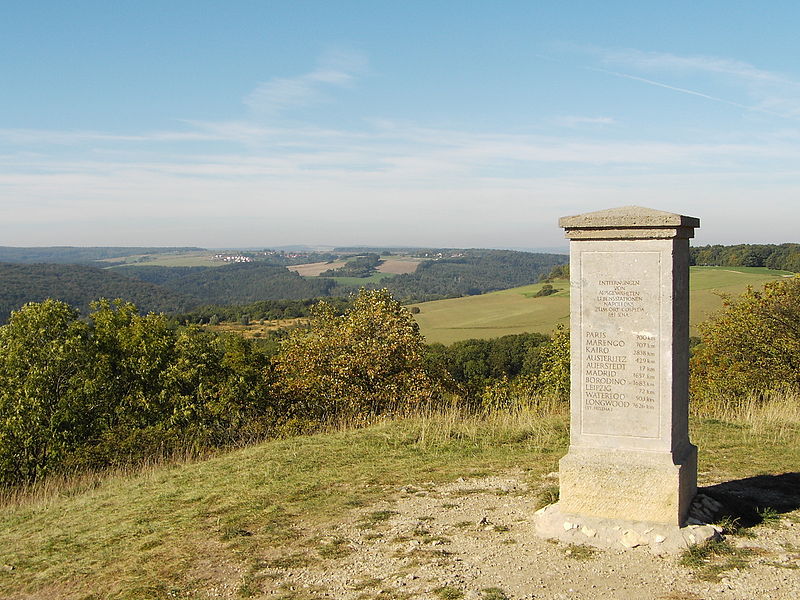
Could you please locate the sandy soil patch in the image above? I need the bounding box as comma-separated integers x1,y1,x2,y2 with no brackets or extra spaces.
259,473,800,600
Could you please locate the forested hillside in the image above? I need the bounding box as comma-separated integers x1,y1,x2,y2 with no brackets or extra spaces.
379,250,567,302
143,263,337,304
2,248,566,322
690,243,800,271
0,263,339,323
0,263,193,322
0,246,202,264
111,265,212,285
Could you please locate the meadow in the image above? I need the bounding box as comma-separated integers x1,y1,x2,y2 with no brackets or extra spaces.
102,250,224,268
412,266,793,344
316,271,398,286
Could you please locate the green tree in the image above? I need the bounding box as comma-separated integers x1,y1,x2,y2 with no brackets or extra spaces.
0,300,91,483
690,276,800,405
274,289,436,422
0,298,278,484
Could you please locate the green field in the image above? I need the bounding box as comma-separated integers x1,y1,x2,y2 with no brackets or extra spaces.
103,250,224,268
413,266,795,344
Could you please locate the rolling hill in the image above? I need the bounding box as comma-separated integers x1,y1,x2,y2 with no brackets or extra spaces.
0,262,338,323
411,266,795,344
0,263,194,322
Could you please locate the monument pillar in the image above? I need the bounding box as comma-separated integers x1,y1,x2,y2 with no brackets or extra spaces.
557,206,699,526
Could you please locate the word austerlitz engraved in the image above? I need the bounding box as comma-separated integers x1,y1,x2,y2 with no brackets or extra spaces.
542,206,702,534
580,252,660,438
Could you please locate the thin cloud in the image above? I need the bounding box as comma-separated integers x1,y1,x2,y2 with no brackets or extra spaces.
244,48,367,115
586,66,771,114
601,49,800,89
592,47,800,119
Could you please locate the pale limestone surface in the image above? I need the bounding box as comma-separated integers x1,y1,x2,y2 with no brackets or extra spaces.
542,207,700,541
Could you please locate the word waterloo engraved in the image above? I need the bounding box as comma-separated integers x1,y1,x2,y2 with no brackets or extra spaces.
536,206,721,552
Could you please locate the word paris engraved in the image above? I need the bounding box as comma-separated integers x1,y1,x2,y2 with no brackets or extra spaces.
559,206,700,525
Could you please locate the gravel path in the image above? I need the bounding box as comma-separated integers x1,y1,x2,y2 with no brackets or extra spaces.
265,473,800,600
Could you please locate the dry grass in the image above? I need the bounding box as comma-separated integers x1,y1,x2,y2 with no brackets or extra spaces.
406,396,567,451
287,261,347,276
693,386,800,440
377,258,422,275
0,403,571,599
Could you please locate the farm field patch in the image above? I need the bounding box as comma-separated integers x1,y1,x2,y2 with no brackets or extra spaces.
287,260,347,276
689,266,794,326
376,257,422,274
103,250,223,268
411,280,570,345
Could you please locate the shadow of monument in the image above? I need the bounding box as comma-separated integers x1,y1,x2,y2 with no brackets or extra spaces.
701,472,800,527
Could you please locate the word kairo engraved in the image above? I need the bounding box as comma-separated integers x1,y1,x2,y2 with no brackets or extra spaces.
580,252,661,438
554,207,700,528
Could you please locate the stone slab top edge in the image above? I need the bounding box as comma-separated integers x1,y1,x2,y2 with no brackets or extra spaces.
559,205,700,230
559,206,700,240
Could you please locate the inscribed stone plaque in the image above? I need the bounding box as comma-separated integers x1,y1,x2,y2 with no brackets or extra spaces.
580,251,661,438
553,206,700,526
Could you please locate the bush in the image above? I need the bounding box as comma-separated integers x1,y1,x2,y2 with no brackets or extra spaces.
536,326,570,399
274,289,437,421
690,276,800,407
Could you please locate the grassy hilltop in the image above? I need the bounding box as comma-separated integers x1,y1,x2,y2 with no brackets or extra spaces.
412,266,794,344
0,401,798,599
1,260,798,598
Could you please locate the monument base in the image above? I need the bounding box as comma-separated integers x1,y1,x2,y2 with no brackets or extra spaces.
534,500,721,555
558,445,697,525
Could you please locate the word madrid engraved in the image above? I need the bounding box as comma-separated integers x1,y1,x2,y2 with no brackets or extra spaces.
551,206,700,528
580,252,660,438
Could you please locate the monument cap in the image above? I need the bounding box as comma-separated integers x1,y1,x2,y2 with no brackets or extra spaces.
559,206,700,240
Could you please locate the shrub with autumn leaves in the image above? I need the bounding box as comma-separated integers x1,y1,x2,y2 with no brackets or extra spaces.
274,288,437,423
690,275,800,407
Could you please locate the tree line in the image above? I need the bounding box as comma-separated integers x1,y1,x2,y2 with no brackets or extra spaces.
0,291,569,487
0,263,338,324
0,246,203,265
690,243,800,272
0,263,192,323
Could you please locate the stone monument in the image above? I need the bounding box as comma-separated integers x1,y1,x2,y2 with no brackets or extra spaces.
536,206,721,552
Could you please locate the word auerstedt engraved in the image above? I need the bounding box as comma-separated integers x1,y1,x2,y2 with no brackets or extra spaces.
535,206,722,552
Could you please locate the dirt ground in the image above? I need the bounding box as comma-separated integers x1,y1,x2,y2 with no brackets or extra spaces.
258,473,800,600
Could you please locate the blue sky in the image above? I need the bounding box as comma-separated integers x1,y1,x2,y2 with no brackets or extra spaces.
2,1,799,249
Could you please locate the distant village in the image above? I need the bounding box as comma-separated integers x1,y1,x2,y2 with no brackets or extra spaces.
212,250,313,263
212,254,253,263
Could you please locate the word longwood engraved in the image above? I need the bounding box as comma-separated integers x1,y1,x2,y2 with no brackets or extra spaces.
558,207,699,526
